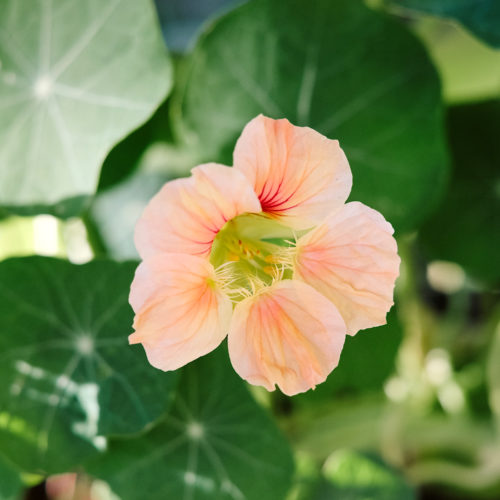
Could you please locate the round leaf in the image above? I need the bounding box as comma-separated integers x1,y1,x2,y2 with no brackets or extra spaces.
87,347,295,500
173,0,448,232
0,0,172,216
0,257,177,473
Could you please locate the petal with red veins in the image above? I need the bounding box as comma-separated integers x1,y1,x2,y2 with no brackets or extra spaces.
129,254,232,371
233,115,352,229
134,163,261,259
295,202,400,335
228,280,346,396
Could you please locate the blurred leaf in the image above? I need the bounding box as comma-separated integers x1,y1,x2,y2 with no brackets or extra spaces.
392,0,500,48
0,0,171,217
172,0,448,232
87,347,294,500
294,309,402,405
90,172,169,259
0,454,23,500
97,99,172,191
420,101,500,285
0,257,177,474
288,396,386,462
414,18,500,104
312,450,416,500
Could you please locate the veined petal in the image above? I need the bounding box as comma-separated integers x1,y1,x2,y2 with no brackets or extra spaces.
228,280,346,396
134,163,261,259
233,115,352,229
129,254,232,371
294,202,400,335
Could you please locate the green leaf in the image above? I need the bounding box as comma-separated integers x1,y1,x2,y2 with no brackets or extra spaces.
86,347,294,500
392,0,500,48
0,454,23,500
419,101,500,285
97,98,173,191
294,309,402,405
0,257,177,474
313,450,416,500
172,0,448,232
0,0,172,216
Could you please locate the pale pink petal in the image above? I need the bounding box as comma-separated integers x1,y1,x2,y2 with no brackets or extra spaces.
233,115,352,229
134,163,261,259
294,202,400,335
129,254,232,371
228,280,346,396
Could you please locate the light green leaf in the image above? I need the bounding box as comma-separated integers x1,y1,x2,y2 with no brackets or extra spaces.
313,450,416,500
420,101,500,285
87,348,295,500
392,0,500,48
0,0,171,216
172,0,448,232
0,257,177,474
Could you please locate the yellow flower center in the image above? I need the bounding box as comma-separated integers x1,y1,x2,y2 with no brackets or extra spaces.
210,213,296,300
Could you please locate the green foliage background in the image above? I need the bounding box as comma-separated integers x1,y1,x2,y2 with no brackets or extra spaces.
0,0,499,499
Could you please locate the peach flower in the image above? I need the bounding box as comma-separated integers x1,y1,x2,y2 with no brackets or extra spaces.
130,115,400,396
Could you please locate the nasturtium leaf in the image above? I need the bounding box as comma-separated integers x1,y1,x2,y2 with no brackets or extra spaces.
313,450,416,500
0,257,177,474
172,0,448,232
0,453,23,500
420,101,500,285
392,0,500,48
0,0,172,216
97,99,173,191
87,348,295,500
295,309,402,405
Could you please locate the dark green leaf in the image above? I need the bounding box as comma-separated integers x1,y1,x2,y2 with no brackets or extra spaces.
0,257,177,474
0,0,172,216
420,101,500,285
172,0,448,232
87,347,294,500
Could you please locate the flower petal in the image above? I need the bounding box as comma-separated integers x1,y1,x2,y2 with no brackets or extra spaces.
129,253,232,371
294,202,400,335
228,280,346,396
233,115,352,229
134,163,261,259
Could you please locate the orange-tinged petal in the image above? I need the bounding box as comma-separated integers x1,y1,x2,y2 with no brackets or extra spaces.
295,202,400,335
233,115,352,229
129,254,232,371
134,163,261,259
228,280,346,396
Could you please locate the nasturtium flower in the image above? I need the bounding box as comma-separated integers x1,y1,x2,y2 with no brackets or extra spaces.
129,115,400,396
